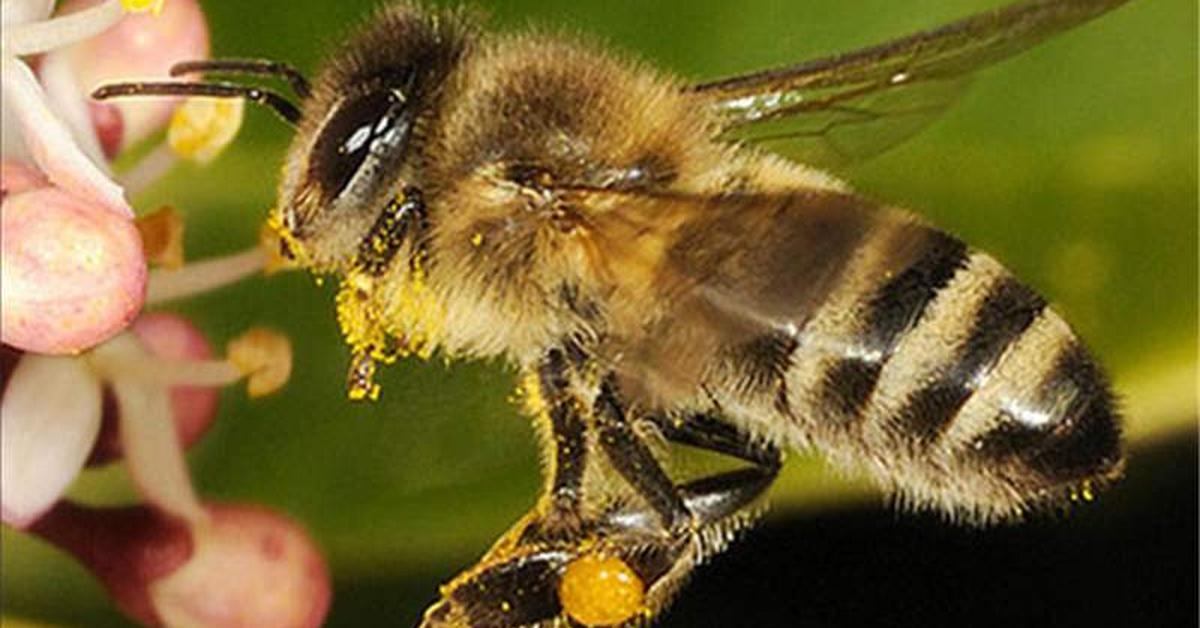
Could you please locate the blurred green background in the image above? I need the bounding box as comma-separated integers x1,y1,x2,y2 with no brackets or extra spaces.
3,0,1196,625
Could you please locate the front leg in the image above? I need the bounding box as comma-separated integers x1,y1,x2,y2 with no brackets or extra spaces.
341,186,432,400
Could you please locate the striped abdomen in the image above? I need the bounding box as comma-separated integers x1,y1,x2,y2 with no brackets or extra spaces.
713,203,1123,522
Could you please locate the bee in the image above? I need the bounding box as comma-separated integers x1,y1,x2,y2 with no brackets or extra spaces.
96,0,1129,625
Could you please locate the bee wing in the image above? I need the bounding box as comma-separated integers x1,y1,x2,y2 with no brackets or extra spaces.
692,0,1130,169
575,185,932,399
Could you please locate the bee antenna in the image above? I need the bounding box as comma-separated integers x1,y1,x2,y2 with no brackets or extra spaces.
169,58,312,99
91,81,301,126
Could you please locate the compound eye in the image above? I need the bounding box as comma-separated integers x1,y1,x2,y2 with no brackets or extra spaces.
309,89,410,200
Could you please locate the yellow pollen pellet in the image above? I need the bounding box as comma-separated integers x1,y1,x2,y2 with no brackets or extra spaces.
558,554,645,627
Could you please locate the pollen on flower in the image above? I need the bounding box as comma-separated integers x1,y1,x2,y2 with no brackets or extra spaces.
167,97,245,164
558,553,646,627
120,0,165,16
136,206,185,268
226,328,292,397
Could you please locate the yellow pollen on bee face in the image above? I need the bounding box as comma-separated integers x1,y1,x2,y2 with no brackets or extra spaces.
265,214,313,270
558,554,645,627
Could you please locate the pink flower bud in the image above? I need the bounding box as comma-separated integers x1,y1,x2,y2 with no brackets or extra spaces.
29,502,193,625
89,99,125,160
30,502,332,628
1,187,146,353
89,313,219,465
56,0,210,152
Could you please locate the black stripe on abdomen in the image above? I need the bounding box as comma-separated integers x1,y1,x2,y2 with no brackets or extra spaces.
818,230,968,420
972,343,1122,483
893,276,1047,442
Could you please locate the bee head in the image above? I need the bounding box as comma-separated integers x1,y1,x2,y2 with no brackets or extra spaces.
276,3,475,272
91,3,475,274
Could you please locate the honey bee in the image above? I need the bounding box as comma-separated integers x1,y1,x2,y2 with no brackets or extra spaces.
96,0,1129,625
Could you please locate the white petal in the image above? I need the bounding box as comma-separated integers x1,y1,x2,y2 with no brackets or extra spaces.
1,90,31,161
101,335,206,523
1,353,102,528
1,0,55,29
0,56,130,216
39,49,108,166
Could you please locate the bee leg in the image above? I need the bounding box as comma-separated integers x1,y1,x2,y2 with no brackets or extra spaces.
593,376,692,532
509,347,592,545
539,349,586,512
355,185,428,276
422,398,777,628
420,462,770,628
653,413,782,524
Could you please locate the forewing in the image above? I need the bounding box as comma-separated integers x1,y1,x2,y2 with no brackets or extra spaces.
571,185,929,400
692,0,1131,168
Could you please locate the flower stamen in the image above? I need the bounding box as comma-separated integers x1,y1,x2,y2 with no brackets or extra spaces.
226,328,292,398
167,96,244,164
146,245,267,304
120,0,166,16
118,143,177,196
137,206,185,268
2,0,124,57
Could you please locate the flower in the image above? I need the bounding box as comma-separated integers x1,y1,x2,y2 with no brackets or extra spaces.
0,0,274,525
51,0,210,155
2,317,293,527
0,0,228,354
29,501,331,628
2,3,326,625
1,164,146,354
2,0,133,214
